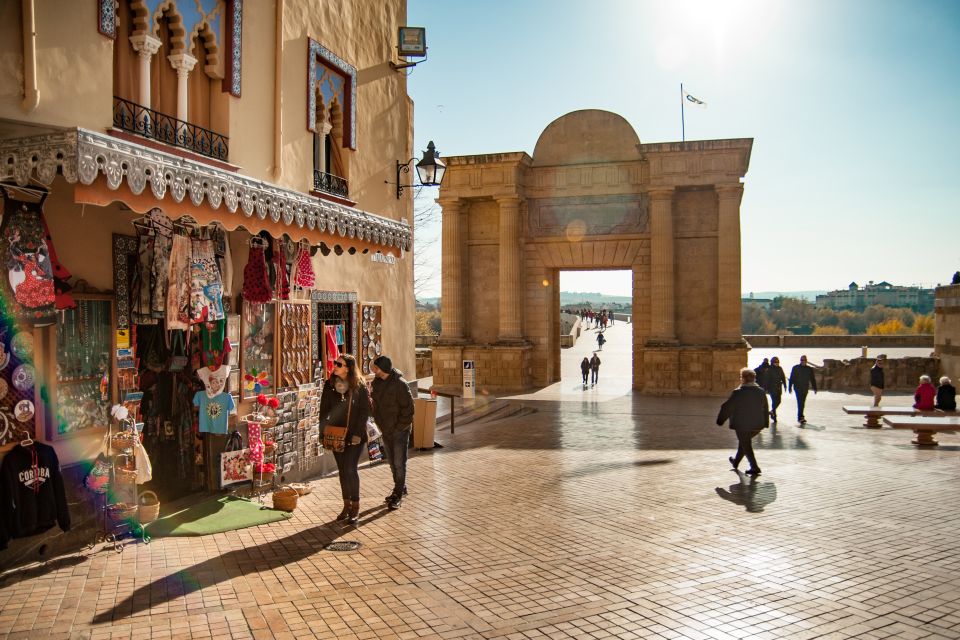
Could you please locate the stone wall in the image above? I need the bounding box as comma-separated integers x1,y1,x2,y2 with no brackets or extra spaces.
432,344,533,393
415,349,433,379
816,356,941,391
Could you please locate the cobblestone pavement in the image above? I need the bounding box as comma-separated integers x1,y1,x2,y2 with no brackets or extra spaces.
1,329,958,639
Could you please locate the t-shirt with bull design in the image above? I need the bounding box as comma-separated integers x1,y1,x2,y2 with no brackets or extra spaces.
0,441,70,548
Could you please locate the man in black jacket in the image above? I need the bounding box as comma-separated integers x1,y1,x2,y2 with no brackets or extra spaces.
763,357,788,422
788,355,818,424
717,368,769,476
371,355,415,510
870,354,886,406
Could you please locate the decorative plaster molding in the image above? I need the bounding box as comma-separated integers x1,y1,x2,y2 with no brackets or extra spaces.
224,0,242,96
0,128,410,250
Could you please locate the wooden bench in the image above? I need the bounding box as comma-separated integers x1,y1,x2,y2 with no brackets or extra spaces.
882,416,960,446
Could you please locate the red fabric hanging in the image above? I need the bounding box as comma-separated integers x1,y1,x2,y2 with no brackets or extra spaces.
325,326,340,378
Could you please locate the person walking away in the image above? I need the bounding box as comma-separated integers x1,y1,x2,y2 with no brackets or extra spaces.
754,358,770,389
913,375,936,411
580,357,591,386
596,332,606,351
870,354,886,406
717,368,769,476
763,357,787,422
936,376,957,411
590,353,601,385
371,355,415,510
788,355,817,424
319,354,369,524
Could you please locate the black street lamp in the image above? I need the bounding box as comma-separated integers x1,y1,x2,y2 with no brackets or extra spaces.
395,141,446,199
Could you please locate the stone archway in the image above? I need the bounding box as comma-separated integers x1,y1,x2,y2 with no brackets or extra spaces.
432,110,753,396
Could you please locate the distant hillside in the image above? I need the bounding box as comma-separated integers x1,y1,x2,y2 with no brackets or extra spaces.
743,290,828,302
560,291,631,306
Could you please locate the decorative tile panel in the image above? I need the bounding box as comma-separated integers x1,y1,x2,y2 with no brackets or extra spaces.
308,39,356,149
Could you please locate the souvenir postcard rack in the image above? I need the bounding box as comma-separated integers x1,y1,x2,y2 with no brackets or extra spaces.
240,299,313,400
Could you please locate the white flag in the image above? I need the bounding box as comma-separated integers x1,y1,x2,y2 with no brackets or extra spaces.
683,89,707,108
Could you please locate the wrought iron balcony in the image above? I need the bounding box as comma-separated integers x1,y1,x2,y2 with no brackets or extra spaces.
112,96,228,162
313,169,349,199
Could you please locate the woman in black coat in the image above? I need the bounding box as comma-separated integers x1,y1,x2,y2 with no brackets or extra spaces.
936,376,957,411
318,354,370,524
717,368,770,476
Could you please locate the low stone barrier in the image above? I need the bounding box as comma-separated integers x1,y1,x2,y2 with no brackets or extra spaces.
745,334,934,348
817,356,940,391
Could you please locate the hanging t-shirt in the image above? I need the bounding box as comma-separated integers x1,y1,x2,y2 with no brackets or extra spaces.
193,391,236,434
197,365,230,398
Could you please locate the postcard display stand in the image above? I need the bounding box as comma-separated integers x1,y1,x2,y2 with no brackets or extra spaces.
359,303,383,375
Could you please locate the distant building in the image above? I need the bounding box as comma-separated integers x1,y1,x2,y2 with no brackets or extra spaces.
742,293,774,310
816,281,934,312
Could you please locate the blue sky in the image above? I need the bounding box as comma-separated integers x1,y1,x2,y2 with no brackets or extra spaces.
408,0,960,298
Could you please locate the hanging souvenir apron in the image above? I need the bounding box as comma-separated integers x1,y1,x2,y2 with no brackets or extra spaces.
0,197,58,326
189,238,225,323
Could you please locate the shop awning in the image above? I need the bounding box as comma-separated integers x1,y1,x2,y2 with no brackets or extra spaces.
0,128,410,254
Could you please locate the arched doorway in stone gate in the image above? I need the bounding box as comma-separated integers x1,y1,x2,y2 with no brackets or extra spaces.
431,110,753,396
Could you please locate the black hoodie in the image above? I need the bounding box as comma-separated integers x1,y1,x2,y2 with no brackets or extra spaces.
0,442,71,549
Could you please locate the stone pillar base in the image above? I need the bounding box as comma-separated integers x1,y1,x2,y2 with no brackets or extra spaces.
431,343,534,394
635,344,748,396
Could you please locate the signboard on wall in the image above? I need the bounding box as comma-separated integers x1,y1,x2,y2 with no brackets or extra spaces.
462,360,475,399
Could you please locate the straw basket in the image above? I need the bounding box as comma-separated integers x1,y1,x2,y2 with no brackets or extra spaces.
112,432,138,451
138,491,160,523
272,487,299,512
256,471,275,485
289,482,311,496
114,467,138,485
263,442,277,456
106,502,138,524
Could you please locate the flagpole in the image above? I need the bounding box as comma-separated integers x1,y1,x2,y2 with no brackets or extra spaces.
680,83,685,142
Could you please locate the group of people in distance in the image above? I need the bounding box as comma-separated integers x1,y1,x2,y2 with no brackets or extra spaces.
752,355,817,424
869,353,955,411
717,352,959,477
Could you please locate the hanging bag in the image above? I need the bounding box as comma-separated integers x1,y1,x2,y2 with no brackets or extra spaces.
322,391,352,453
220,429,252,487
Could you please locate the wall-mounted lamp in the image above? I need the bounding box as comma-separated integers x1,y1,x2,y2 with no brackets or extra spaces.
390,26,428,71
394,141,446,199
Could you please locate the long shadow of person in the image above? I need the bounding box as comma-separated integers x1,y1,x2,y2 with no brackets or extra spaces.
91,503,394,624
715,471,777,512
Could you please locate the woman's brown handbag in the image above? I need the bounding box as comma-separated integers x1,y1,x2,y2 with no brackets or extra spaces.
322,390,352,453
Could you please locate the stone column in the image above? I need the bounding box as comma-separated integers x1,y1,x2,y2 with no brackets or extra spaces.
128,34,162,110
167,52,198,122
439,198,465,342
716,183,744,343
315,121,333,173
497,196,523,342
648,188,676,343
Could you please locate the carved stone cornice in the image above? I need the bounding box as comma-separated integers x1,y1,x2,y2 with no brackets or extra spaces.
0,128,411,250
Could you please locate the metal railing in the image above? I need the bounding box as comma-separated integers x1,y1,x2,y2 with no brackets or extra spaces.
112,96,229,162
313,169,349,199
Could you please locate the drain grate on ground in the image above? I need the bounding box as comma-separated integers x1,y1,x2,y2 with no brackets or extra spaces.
324,541,362,552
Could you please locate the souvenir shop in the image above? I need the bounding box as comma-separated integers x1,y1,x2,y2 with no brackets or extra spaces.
0,163,405,557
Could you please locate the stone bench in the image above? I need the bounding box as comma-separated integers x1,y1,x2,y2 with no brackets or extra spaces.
842,405,923,428
882,416,960,446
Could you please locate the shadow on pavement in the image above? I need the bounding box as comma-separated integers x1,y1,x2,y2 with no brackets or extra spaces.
92,504,394,623
715,472,778,512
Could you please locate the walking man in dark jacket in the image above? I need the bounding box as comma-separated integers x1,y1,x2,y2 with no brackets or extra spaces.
788,355,817,424
870,354,886,406
589,353,601,385
371,355,415,510
717,368,769,476
763,357,787,422
754,358,770,388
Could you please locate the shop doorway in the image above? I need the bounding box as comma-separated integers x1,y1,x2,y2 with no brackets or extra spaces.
557,270,633,394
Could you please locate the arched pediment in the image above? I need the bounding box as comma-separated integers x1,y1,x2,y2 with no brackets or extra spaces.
532,110,641,167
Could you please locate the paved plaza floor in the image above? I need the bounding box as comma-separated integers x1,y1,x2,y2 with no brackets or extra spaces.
1,326,957,639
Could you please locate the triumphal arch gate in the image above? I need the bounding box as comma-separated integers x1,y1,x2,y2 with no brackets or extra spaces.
432,110,753,395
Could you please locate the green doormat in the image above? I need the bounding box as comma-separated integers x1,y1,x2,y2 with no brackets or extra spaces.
145,496,292,537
